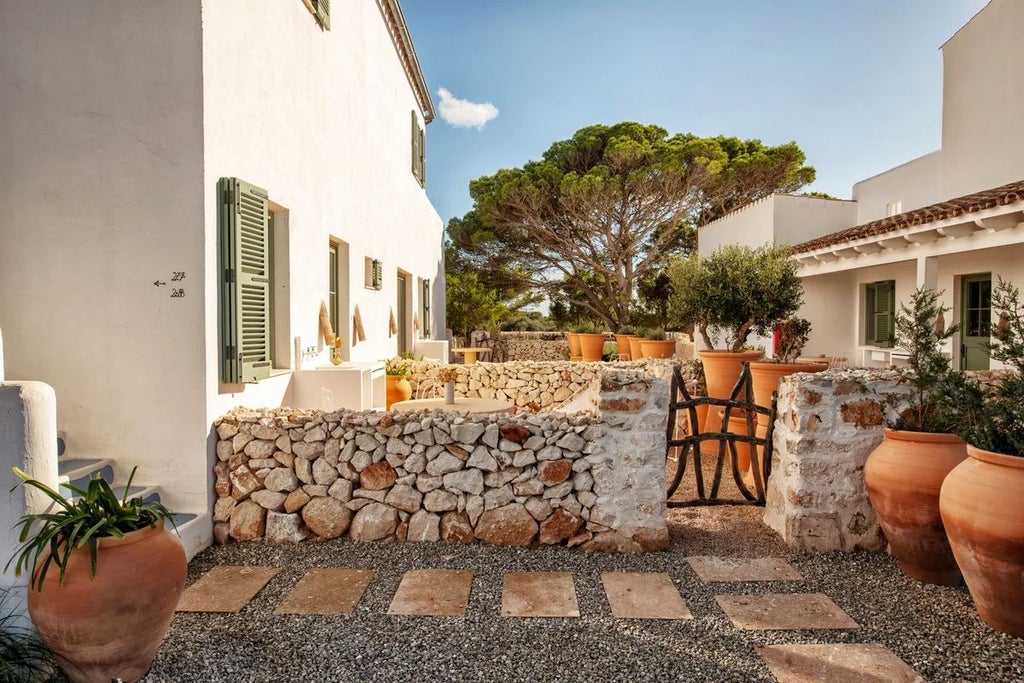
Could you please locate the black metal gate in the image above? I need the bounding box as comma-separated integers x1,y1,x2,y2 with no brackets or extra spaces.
665,362,778,507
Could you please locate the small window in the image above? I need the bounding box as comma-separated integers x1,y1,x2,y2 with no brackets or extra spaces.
329,243,339,334
420,278,431,338
865,280,896,347
411,110,425,187
303,0,330,30
364,257,383,290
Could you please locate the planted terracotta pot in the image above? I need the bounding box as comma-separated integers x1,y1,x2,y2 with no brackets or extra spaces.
864,429,966,585
725,413,763,491
28,523,186,683
698,350,763,454
749,361,827,478
639,339,676,359
614,334,635,361
577,333,607,362
940,445,1024,636
386,375,412,408
629,336,645,360
566,332,582,360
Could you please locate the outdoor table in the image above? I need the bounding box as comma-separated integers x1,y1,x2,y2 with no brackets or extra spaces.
452,347,491,364
390,397,515,415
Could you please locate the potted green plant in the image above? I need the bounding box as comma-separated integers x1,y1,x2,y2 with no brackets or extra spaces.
864,287,979,585
639,328,676,359
573,320,607,362
667,244,801,445
941,277,1024,635
384,357,413,408
5,467,185,683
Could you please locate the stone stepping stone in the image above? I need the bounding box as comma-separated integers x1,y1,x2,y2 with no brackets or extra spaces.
686,556,803,582
387,569,473,617
501,572,580,618
177,566,280,613
716,593,859,631
601,572,692,620
275,568,374,615
757,643,925,682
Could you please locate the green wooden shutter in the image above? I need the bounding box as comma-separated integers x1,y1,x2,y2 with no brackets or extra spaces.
372,259,383,290
418,123,426,186
869,281,895,347
411,110,421,183
422,278,431,337
314,0,330,30
865,284,877,345
220,177,272,383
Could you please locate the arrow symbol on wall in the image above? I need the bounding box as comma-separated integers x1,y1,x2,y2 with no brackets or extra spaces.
153,281,167,286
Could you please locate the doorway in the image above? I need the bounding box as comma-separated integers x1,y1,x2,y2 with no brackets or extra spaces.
961,273,991,370
397,272,409,354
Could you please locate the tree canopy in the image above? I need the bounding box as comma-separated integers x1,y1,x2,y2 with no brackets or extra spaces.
446,122,815,331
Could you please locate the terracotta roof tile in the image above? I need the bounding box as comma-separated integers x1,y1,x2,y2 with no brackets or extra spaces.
793,179,1024,253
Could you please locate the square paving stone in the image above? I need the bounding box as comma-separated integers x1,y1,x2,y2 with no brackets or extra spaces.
757,643,926,682
601,572,692,620
716,593,859,630
387,569,474,617
501,572,580,618
686,556,803,582
275,568,374,615
177,566,280,613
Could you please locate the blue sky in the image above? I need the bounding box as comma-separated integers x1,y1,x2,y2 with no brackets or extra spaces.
401,0,989,225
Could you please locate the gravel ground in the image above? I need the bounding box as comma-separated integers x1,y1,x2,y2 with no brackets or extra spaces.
142,503,1024,683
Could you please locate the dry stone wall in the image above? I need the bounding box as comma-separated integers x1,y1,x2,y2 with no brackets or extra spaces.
212,369,669,552
402,358,681,412
763,369,913,552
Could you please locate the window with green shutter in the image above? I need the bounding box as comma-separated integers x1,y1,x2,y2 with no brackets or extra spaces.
864,280,895,347
421,278,431,337
220,177,273,383
411,110,425,186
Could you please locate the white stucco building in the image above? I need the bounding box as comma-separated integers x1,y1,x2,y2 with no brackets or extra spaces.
0,0,446,555
699,0,1023,370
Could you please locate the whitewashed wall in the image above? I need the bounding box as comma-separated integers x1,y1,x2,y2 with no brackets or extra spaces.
851,152,944,224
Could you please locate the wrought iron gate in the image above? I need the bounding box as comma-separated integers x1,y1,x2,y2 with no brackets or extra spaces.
665,362,778,507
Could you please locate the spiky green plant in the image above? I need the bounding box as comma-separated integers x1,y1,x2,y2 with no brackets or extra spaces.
6,467,175,592
0,587,55,683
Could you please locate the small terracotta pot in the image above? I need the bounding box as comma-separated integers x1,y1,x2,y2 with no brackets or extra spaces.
28,523,186,683
386,375,412,408
940,444,1024,636
698,350,763,455
629,336,645,360
577,333,607,362
566,332,582,361
865,429,967,585
614,334,635,361
639,339,676,359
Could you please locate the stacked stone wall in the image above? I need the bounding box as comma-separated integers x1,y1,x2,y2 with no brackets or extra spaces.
213,369,669,552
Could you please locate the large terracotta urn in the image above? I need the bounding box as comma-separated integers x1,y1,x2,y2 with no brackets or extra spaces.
697,350,763,454
864,429,967,585
614,334,635,361
940,445,1024,636
639,339,676,359
629,336,645,360
577,333,607,362
28,524,186,683
566,332,582,361
386,374,412,408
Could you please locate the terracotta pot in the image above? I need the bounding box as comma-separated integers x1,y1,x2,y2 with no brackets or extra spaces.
28,523,186,683
749,361,827,476
940,445,1024,636
698,350,763,454
614,334,635,361
725,413,763,491
577,333,607,362
566,332,582,361
629,336,645,360
864,429,967,585
639,339,676,359
386,374,412,408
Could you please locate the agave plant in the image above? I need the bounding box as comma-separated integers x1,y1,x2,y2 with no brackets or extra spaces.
6,467,175,592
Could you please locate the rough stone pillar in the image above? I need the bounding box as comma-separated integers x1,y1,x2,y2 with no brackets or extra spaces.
0,382,59,628
586,370,669,551
763,370,911,551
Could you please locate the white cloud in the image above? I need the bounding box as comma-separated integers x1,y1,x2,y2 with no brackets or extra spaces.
437,87,499,130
